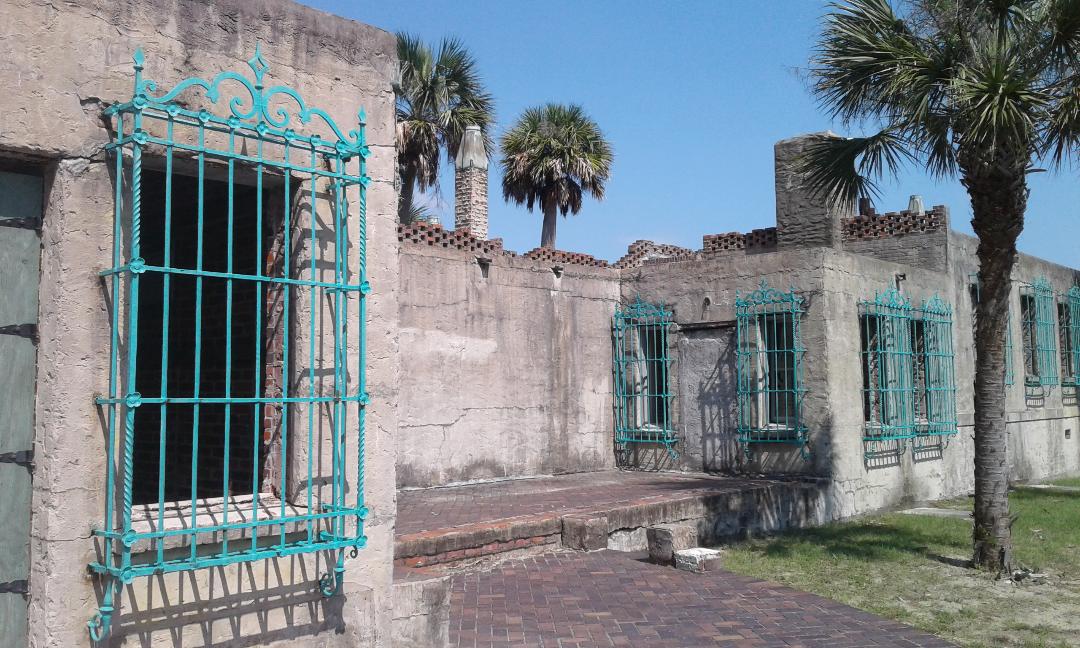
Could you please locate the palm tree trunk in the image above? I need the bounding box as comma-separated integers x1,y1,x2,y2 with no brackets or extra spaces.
962,146,1027,574
540,201,558,249
399,166,418,224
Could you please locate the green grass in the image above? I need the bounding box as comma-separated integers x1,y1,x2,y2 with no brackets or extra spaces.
722,488,1080,648
1050,476,1080,489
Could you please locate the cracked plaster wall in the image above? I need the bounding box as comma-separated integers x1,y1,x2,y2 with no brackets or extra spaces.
396,245,620,488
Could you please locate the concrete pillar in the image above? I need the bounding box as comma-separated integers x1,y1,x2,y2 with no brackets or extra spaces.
774,132,851,250
454,125,489,239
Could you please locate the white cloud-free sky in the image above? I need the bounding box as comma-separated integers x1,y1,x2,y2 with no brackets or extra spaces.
305,0,1078,268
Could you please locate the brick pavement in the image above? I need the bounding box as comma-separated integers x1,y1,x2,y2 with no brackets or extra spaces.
449,550,956,648
397,471,783,536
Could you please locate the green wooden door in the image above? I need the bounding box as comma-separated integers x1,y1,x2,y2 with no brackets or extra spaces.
0,170,41,648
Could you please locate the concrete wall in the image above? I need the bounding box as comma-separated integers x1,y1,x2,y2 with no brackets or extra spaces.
396,245,621,488
1,1,399,646
842,228,950,274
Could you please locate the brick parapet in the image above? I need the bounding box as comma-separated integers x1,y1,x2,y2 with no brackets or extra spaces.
397,221,508,258
701,227,778,256
522,247,610,268
398,221,617,270
841,206,947,242
614,240,697,269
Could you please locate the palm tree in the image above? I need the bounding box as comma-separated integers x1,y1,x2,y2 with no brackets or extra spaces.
395,33,494,223
500,104,614,249
803,0,1080,573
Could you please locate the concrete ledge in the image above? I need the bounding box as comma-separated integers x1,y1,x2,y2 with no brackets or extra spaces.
393,477,825,568
395,512,562,566
562,514,609,551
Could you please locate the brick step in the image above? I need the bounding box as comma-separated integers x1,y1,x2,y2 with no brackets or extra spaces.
393,479,824,569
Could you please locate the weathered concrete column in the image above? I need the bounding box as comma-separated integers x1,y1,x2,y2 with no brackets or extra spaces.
453,125,489,239
774,132,851,250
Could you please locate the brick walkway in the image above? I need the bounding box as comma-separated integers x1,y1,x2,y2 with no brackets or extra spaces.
397,470,781,536
449,550,955,648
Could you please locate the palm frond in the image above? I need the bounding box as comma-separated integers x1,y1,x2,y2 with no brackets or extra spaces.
798,130,916,208
1042,78,1080,165
813,0,937,123
953,37,1048,151
394,32,496,210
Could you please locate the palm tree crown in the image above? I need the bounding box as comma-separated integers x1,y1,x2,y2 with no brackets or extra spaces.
805,0,1080,574
803,0,1080,205
500,103,614,249
395,33,494,222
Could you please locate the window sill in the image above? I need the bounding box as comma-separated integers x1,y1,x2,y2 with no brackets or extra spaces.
120,494,314,555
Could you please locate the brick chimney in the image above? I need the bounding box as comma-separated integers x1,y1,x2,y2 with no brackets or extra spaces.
774,132,852,250
454,124,488,239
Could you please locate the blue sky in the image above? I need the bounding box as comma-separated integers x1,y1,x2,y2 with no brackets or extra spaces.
304,0,1076,268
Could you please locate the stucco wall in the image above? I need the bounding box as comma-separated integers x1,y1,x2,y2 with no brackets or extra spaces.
1,1,399,646
396,245,621,488
618,230,1078,520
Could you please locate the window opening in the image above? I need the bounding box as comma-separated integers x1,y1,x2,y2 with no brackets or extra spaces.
860,289,957,456
1020,277,1058,386
735,280,807,455
613,297,676,457
1060,286,1080,386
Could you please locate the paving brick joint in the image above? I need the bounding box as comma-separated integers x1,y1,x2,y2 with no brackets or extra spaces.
449,550,957,648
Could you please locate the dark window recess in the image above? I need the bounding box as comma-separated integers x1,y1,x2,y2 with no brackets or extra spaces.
131,171,276,504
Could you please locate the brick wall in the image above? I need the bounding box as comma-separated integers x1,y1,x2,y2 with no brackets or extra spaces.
454,166,488,239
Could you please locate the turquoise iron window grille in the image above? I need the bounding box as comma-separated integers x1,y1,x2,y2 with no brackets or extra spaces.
1020,277,1058,387
89,47,370,641
613,298,676,456
969,274,1014,386
860,289,917,451
914,296,958,442
735,280,807,454
1062,286,1080,385
859,290,958,455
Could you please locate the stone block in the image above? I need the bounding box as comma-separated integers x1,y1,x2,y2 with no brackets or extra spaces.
674,548,723,573
392,576,451,648
562,514,609,551
607,527,648,552
646,523,697,564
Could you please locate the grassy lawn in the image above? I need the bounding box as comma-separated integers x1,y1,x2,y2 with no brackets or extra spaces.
722,487,1080,648
1051,476,1080,489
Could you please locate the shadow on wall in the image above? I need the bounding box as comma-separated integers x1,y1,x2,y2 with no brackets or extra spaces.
697,480,828,543
94,551,364,647
697,340,738,471
616,444,677,471
699,340,813,475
